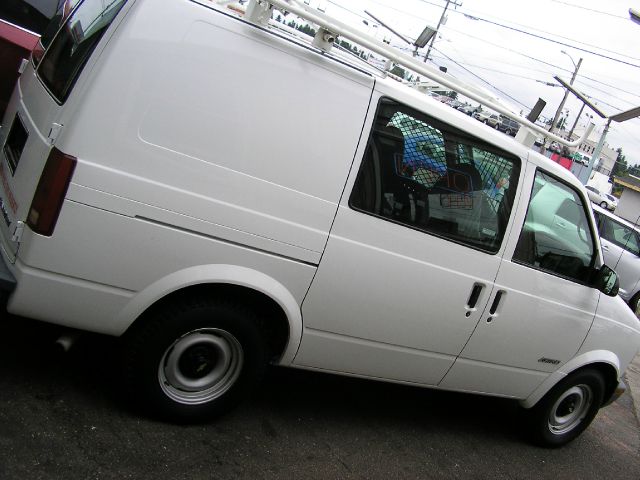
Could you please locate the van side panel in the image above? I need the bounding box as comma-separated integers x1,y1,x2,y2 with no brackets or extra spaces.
10,199,316,338
55,0,374,262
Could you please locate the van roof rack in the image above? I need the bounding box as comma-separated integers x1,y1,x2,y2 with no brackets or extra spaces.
226,0,594,149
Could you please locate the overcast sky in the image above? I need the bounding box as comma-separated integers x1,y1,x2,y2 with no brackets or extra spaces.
318,0,640,167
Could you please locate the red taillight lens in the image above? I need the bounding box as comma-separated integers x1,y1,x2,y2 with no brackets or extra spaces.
27,147,76,236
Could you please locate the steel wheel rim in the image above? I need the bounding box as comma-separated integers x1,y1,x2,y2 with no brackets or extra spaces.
158,328,243,405
547,384,593,435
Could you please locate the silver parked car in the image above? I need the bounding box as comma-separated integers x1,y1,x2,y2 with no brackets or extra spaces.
585,185,617,210
593,205,640,314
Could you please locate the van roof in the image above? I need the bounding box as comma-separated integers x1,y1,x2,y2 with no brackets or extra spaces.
198,1,590,191
205,0,594,151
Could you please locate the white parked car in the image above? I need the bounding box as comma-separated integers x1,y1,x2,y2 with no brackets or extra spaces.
592,205,640,314
585,185,617,210
0,0,638,448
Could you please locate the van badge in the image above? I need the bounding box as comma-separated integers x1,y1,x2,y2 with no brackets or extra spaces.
538,357,561,365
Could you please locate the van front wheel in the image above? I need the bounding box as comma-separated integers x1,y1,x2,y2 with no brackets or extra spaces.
524,369,604,447
122,298,267,422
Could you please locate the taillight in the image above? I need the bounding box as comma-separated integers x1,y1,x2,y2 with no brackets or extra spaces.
27,147,76,236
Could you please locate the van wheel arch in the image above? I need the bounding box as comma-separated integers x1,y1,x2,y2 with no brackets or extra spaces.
529,362,619,410
123,283,291,363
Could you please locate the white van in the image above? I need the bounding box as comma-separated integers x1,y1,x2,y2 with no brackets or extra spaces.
0,0,638,447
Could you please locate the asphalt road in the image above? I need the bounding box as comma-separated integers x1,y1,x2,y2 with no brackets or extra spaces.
1,312,639,480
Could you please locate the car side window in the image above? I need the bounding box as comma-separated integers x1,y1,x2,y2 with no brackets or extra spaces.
513,170,596,282
598,214,640,256
0,0,63,34
350,97,520,253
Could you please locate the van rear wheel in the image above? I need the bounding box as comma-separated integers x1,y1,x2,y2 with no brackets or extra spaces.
524,369,604,447
121,297,267,422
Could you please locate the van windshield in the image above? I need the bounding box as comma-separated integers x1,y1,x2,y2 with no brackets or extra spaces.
37,0,127,103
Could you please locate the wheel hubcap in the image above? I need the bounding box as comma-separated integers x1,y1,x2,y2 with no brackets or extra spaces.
547,384,593,435
158,328,243,405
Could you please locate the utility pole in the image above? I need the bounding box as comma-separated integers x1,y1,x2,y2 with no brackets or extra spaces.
549,53,582,134
424,0,462,62
567,103,586,141
579,105,640,184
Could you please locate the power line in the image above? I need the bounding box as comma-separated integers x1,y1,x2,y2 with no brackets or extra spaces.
416,0,640,63
432,47,530,109
329,2,640,106
460,16,640,69
550,0,629,19
443,26,640,103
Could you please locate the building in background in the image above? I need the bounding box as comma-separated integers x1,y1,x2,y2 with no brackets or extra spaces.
613,176,640,224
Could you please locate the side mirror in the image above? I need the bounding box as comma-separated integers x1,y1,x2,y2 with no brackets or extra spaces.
593,265,619,297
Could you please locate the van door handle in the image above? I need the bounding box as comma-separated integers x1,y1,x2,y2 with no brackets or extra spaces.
466,284,484,309
489,290,505,315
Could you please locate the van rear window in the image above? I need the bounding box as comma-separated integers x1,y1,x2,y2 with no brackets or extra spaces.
37,0,127,103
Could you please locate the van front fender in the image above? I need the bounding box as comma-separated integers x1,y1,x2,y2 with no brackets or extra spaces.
114,264,303,365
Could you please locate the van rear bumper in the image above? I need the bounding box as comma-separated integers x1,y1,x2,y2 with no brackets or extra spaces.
0,247,16,291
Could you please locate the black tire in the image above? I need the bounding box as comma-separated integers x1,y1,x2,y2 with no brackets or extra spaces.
121,297,267,422
524,369,604,448
494,124,500,130
629,292,640,317
599,201,608,209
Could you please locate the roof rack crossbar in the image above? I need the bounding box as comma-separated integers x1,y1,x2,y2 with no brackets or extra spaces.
262,0,594,148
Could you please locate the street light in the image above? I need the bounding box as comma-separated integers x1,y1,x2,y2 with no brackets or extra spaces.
549,51,582,135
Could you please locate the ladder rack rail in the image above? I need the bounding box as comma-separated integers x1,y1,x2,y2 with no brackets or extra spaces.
260,0,594,148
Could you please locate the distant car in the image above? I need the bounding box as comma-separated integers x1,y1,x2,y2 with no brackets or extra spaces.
484,114,500,128
593,205,640,314
0,1,70,120
497,117,520,136
472,110,490,122
455,104,475,116
585,185,617,210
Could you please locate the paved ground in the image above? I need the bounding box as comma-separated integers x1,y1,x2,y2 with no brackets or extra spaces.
0,314,639,479
627,353,640,423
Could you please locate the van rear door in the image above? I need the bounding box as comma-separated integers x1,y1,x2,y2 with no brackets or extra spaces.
0,0,127,261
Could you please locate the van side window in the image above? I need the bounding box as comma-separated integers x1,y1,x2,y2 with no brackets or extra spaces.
37,0,127,103
596,212,640,256
350,98,520,253
513,170,596,282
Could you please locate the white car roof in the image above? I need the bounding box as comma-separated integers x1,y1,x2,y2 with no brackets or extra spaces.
593,203,640,232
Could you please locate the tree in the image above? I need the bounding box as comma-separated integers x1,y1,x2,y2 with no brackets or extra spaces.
611,147,628,180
